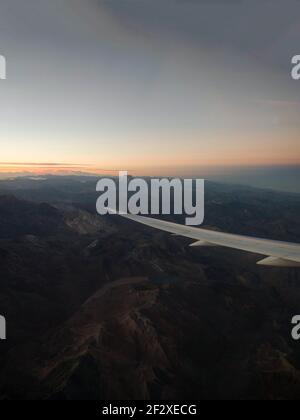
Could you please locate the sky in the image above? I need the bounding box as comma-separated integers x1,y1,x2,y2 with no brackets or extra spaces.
0,0,299,176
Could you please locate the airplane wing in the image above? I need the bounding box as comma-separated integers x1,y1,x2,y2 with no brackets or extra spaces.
119,213,300,267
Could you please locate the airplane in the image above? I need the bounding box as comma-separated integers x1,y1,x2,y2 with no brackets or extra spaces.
117,213,300,267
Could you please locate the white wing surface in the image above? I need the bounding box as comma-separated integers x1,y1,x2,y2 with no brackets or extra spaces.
119,213,300,267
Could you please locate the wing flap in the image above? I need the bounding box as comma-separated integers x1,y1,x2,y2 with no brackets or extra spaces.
189,241,216,247
257,257,300,267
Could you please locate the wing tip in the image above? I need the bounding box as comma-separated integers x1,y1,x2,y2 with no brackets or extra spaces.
257,256,300,267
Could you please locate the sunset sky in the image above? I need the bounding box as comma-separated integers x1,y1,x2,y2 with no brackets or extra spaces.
0,0,299,176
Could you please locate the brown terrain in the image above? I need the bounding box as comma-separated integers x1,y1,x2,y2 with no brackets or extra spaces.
0,178,300,400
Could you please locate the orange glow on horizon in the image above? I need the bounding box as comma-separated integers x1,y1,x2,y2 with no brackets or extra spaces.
0,157,299,178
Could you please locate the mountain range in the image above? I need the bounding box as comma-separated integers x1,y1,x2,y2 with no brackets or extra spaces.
0,177,300,400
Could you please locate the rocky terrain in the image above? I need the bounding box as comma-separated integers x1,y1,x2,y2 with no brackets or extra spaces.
0,177,300,400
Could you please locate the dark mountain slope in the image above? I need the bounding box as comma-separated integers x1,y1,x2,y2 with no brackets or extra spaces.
0,183,299,400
